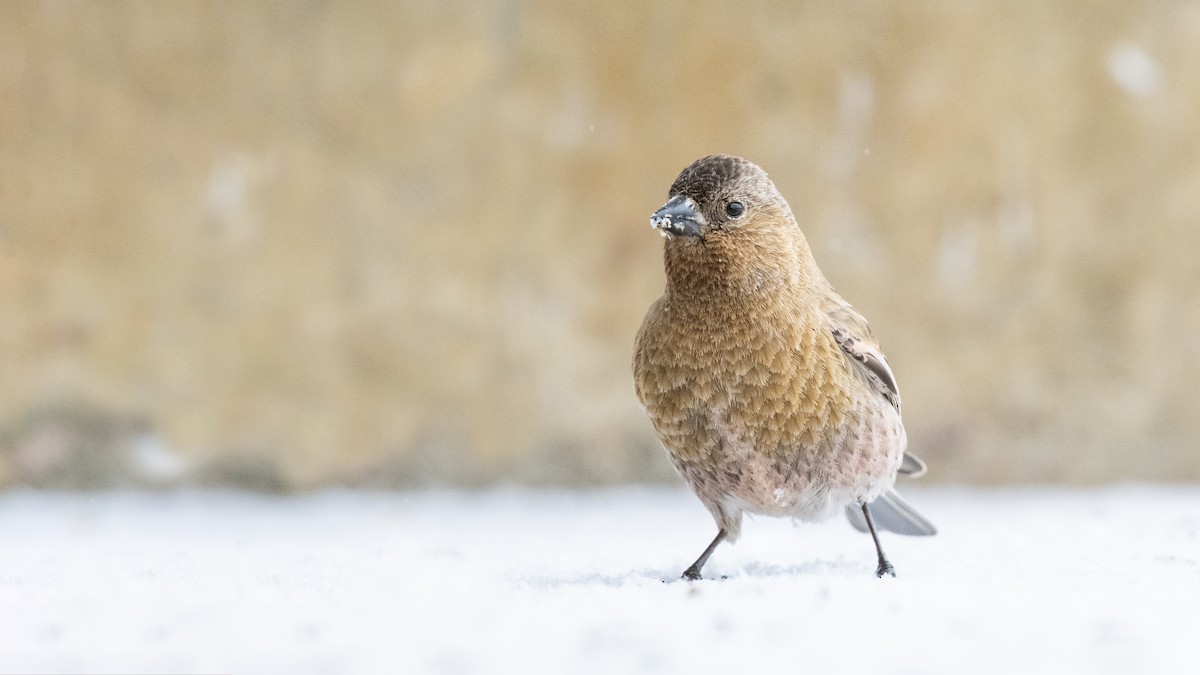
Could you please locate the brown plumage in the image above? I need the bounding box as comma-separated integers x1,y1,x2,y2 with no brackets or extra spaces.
633,155,935,580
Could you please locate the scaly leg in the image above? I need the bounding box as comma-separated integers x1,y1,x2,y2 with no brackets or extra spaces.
861,503,896,578
681,528,726,580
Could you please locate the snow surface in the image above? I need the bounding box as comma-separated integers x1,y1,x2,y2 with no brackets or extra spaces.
1,486,1197,675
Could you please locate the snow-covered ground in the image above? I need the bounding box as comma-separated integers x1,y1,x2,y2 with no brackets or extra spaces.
0,486,1197,674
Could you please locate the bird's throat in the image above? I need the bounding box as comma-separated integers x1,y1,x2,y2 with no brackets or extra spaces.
663,235,797,301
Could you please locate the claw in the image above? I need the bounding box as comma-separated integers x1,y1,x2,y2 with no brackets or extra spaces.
876,561,896,578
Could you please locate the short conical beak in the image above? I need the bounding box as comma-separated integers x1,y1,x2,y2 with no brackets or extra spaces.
650,196,705,238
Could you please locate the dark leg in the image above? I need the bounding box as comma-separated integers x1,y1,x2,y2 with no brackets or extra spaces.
861,503,896,578
682,528,726,580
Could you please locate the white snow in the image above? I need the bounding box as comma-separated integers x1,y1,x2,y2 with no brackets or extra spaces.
1,486,1197,674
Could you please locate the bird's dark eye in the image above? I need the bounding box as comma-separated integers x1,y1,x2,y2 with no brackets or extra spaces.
725,201,745,218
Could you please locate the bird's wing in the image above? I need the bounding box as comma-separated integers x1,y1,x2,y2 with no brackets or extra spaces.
824,300,929,474
825,298,936,536
827,304,900,411
826,303,931,470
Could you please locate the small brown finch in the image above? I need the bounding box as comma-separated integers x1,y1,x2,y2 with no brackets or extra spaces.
633,155,935,580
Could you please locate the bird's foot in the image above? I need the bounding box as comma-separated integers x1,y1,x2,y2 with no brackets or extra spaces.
875,560,896,578
682,567,703,581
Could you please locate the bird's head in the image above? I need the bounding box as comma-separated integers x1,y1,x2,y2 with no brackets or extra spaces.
651,155,812,296
651,154,791,242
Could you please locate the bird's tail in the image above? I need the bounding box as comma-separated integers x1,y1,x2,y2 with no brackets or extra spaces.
845,489,937,536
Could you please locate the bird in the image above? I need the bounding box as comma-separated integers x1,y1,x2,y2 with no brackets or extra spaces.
632,154,936,580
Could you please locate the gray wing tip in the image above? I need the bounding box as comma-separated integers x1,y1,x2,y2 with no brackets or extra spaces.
899,452,928,478
844,489,937,537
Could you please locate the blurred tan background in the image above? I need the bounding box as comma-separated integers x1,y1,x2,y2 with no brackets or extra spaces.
2,1,1198,489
